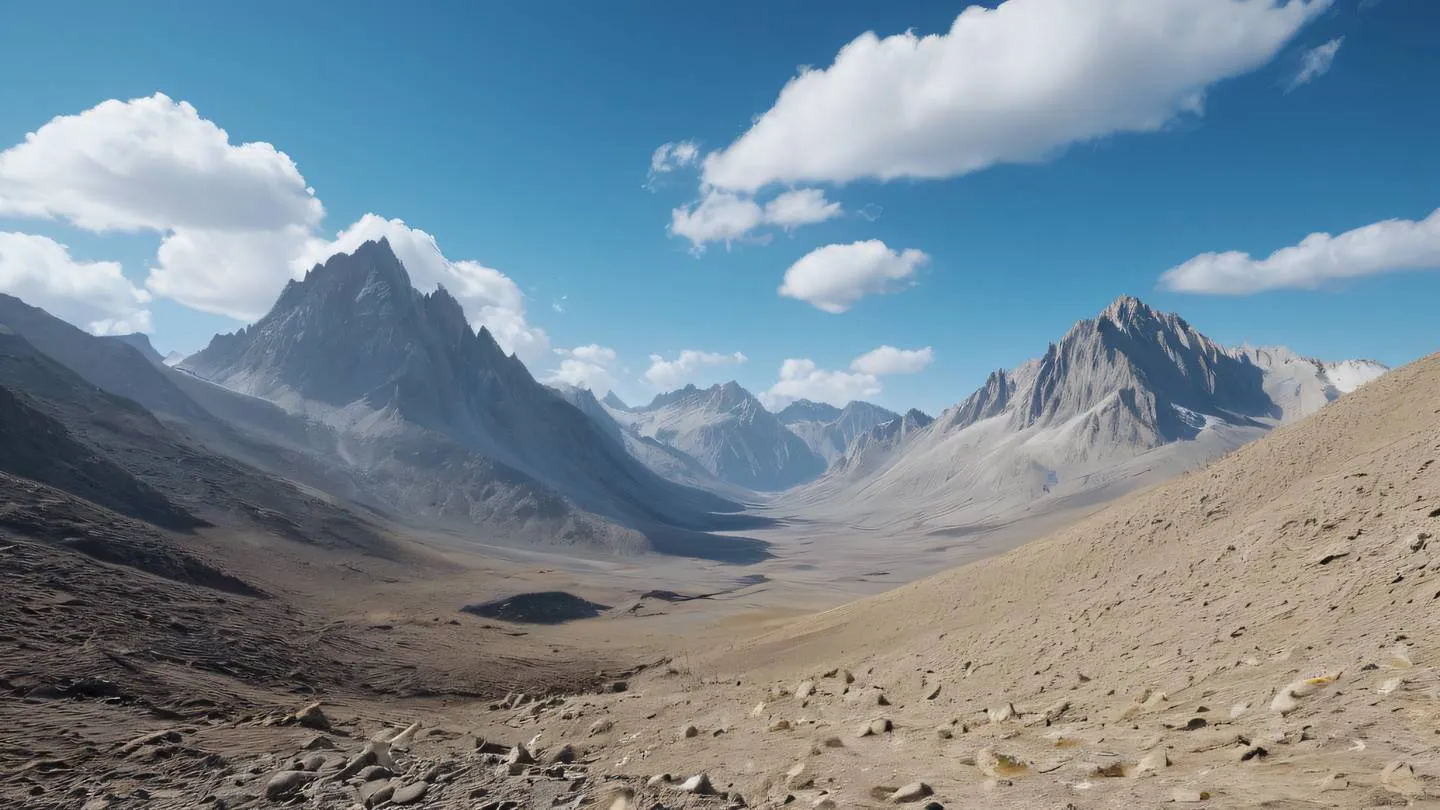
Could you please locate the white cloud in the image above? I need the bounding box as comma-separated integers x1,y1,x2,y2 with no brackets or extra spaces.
701,0,1330,193
546,344,619,394
298,214,550,363
779,240,929,313
669,190,764,253
647,140,701,189
851,345,935,375
1288,37,1343,90
763,188,843,229
0,95,554,363
0,93,322,233
669,186,842,252
644,349,748,390
1159,207,1440,295
762,358,881,410
0,232,152,334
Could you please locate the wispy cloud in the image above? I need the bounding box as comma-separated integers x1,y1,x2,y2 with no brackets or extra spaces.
1288,37,1344,91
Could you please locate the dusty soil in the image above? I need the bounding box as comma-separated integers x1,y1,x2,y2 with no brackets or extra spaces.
2,352,1438,809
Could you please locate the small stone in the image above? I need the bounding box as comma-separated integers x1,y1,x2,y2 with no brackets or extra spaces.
769,719,792,732
358,779,395,807
796,680,816,700
646,774,672,788
1270,673,1339,714
988,703,1017,724
588,719,613,736
1041,700,1069,723
681,725,699,739
786,762,813,790
391,783,427,805
1408,531,1431,552
925,684,941,700
681,774,714,795
1136,748,1170,773
357,765,392,781
293,702,330,731
544,744,576,765
300,735,334,751
504,745,535,775
1089,761,1127,778
821,736,844,748
890,782,933,803
975,748,1027,778
1170,788,1210,802
264,771,311,801
609,681,628,693
299,754,327,772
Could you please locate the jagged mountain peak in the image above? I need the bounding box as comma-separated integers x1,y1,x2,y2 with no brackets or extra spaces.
601,391,631,411
776,399,842,424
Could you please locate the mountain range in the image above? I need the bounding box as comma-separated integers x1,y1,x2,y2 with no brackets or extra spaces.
777,295,1387,538
0,240,1388,566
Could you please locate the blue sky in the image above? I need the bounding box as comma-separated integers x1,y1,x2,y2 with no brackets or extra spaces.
0,0,1437,414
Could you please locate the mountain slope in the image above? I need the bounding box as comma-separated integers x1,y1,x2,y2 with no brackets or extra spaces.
182,239,762,560
783,296,1387,538
558,350,1439,809
780,399,901,466
612,381,826,491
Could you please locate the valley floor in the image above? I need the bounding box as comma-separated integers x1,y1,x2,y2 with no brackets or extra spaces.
4,354,1440,809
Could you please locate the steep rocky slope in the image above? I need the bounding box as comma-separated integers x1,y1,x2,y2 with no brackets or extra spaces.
783,296,1387,538
779,399,900,467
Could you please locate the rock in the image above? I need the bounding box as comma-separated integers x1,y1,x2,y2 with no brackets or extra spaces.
1316,542,1350,565
504,745,535,775
588,719,614,736
1378,677,1404,695
391,783,427,805
1089,761,1127,778
1408,531,1431,552
357,765,392,782
681,724,699,739
293,702,330,731
936,726,954,740
299,754,328,772
544,744,576,765
786,762,813,790
821,736,844,749
680,774,714,795
750,702,766,718
1136,748,1170,773
1170,788,1210,802
988,703,1017,723
796,680,816,700
264,771,311,802
358,779,395,807
646,774,672,788
922,804,944,810
1270,673,1339,714
890,782,933,803
769,719,792,732
1236,745,1268,762
866,718,893,736
925,684,941,700
975,748,1027,778
1041,700,1069,723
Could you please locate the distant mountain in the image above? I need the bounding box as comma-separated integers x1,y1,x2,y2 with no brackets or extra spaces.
780,400,901,466
182,239,762,561
610,381,826,491
775,399,842,424
783,296,1388,537
163,351,187,367
108,332,167,367
601,391,631,412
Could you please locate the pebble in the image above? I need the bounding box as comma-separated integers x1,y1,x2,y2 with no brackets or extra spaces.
263,770,310,801
358,778,394,807
796,680,816,700
680,773,714,794
890,782,933,803
587,719,613,736
769,719,792,732
786,762,813,789
391,782,427,805
1136,748,1170,773
681,724,699,739
988,703,1017,723
293,702,330,731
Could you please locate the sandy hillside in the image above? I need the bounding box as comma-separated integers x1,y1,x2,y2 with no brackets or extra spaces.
506,351,1440,808
2,353,1436,809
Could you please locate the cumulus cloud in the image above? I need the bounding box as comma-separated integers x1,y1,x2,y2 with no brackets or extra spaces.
1288,37,1343,90
762,358,881,410
0,94,553,363
779,240,929,313
545,344,619,394
298,215,550,362
763,188,843,229
0,93,322,233
701,0,1329,193
644,349,748,390
669,186,842,252
851,345,935,375
1159,207,1440,295
0,232,152,334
